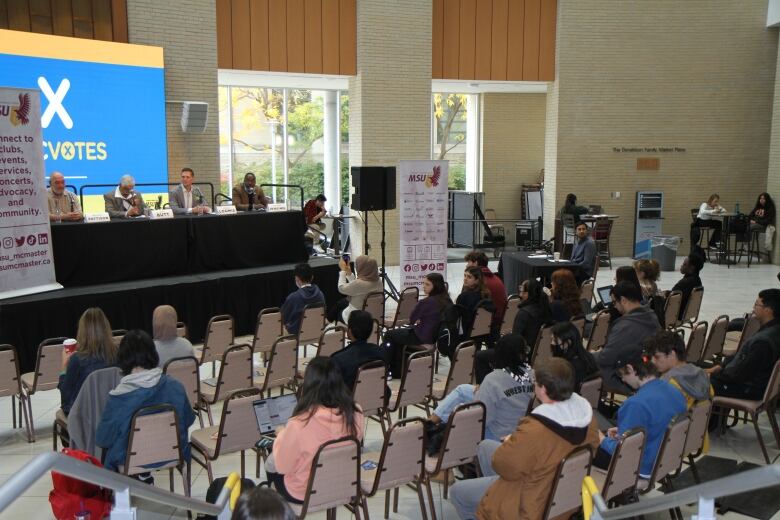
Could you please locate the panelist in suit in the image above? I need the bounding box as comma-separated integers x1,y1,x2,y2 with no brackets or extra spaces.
104,175,146,219
169,167,211,215
232,172,268,211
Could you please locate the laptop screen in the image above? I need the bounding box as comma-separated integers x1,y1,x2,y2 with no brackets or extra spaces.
597,285,614,305
252,394,298,434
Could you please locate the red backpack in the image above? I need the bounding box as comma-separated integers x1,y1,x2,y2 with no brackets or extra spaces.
49,448,113,520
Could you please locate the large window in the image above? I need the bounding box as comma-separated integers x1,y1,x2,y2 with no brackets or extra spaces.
219,86,349,208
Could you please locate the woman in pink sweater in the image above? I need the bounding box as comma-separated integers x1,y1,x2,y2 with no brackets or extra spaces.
266,356,365,503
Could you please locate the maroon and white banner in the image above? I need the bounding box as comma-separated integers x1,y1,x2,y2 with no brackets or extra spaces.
0,86,60,299
399,160,449,289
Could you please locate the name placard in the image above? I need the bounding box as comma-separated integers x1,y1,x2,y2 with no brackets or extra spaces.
149,209,174,219
267,203,287,212
216,205,237,215
83,212,111,223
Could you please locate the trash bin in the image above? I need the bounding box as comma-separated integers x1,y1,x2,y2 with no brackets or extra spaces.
651,235,681,271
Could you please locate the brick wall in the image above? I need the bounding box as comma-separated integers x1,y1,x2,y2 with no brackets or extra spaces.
348,0,432,264
481,93,546,241
547,0,778,257
768,31,780,264
126,0,220,192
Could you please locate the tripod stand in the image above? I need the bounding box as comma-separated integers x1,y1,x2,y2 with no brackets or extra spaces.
363,209,401,303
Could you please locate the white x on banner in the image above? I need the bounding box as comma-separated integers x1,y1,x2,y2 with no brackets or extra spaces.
37,77,73,129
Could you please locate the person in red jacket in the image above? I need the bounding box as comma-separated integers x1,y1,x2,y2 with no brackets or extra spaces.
465,251,507,340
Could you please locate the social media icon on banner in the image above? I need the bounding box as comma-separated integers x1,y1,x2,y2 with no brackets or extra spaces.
412,264,420,272
2,237,12,249
437,263,445,271
15,236,25,247
37,233,49,245
403,265,412,272
26,235,37,246
420,264,428,272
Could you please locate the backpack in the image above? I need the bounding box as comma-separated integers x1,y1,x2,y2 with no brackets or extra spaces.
435,302,462,359
49,448,113,520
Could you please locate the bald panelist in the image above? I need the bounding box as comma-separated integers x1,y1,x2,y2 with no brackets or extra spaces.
47,172,82,221
104,175,146,219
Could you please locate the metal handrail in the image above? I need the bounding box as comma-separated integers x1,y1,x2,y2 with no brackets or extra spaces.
260,183,305,212
584,464,780,520
0,452,234,519
78,182,217,209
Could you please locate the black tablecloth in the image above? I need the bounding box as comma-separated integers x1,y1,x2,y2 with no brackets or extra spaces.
498,252,581,295
51,211,308,286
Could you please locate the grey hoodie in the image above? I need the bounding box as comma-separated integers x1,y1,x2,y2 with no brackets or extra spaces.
662,363,711,401
596,306,661,391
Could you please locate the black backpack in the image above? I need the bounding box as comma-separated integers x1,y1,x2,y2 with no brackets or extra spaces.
436,302,462,359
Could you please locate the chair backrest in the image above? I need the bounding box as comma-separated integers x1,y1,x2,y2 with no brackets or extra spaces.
647,414,691,488
570,316,586,339
578,376,602,409
700,314,728,363
214,388,264,457
163,356,200,408
760,360,780,407
485,208,497,222
532,325,554,365
390,287,419,328
362,291,385,322
469,305,493,339
683,400,712,459
588,310,611,351
663,291,683,329
123,404,182,475
500,296,522,336
30,337,67,392
443,341,476,393
433,402,486,472
394,350,434,410
299,437,361,515
111,329,127,347
317,326,347,358
562,214,576,228
600,428,646,502
682,287,704,324
592,219,613,241
366,418,425,494
737,313,761,351
580,279,595,304
298,304,325,345
352,360,387,417
201,315,235,364
685,321,709,363
260,336,298,392
0,345,21,398
543,446,593,520
176,321,188,339
209,344,253,403
253,307,283,355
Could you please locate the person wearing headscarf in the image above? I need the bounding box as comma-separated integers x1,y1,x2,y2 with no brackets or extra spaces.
328,255,384,323
152,305,195,367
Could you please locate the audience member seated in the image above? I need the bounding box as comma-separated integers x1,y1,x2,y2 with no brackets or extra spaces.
428,333,533,442
104,174,146,219
594,282,661,393
58,307,118,416
96,330,195,472
231,487,296,520
707,289,780,400
449,358,599,520
47,171,82,221
456,266,495,337
383,273,452,377
152,305,195,367
550,269,583,322
646,330,712,407
265,356,365,504
327,255,383,324
560,192,589,220
749,192,775,235
168,167,211,215
671,253,704,321
511,279,553,347
331,310,387,391
593,353,686,479
634,259,662,301
551,321,599,388
465,251,507,338
570,221,597,284
232,172,268,211
280,263,326,335
695,193,726,249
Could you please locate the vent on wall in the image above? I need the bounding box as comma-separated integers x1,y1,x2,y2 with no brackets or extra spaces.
181,102,209,133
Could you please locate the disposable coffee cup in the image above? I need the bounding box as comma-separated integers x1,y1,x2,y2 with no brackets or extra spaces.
64,338,78,354
553,252,561,261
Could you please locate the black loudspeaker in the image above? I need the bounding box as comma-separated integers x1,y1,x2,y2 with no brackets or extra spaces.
350,166,396,211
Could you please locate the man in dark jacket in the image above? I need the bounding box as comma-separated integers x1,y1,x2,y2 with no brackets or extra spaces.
594,282,661,393
281,263,326,335
708,289,780,400
671,254,704,321
331,310,387,391
465,251,507,333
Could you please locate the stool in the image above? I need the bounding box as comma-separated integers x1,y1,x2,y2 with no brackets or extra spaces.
747,228,770,267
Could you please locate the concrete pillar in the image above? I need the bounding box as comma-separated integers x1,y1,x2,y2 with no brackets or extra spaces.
323,91,340,213
767,30,780,264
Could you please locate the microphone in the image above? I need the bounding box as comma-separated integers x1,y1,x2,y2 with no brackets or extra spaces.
248,192,255,211
157,195,162,209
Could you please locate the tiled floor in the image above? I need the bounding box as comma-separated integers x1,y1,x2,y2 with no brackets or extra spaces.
0,254,778,519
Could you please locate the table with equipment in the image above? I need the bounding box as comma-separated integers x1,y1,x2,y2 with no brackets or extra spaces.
498,251,582,296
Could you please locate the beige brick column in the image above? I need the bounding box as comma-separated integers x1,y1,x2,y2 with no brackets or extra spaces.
768,30,780,264
126,0,220,193
348,0,432,265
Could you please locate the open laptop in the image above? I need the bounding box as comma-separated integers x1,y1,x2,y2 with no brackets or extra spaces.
252,394,298,435
597,285,614,306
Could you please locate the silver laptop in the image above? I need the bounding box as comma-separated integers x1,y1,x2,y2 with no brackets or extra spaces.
252,394,298,435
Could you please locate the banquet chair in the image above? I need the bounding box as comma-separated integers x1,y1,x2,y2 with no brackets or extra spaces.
541,446,593,520
20,337,66,442
199,343,252,425
383,287,418,329
195,314,235,377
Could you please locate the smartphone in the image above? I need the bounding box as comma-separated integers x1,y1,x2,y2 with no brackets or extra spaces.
342,253,350,263
361,460,377,470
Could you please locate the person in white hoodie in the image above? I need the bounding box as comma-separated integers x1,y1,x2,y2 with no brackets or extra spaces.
450,358,600,520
